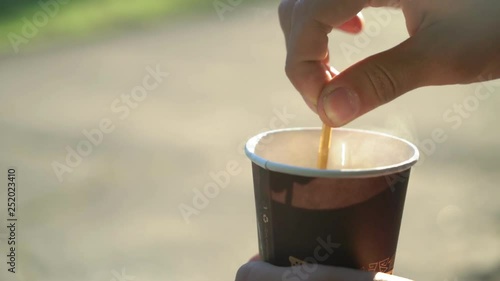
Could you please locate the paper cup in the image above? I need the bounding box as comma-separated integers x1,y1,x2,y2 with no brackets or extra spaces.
245,127,419,273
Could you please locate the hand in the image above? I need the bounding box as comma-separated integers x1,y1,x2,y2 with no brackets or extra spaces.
235,260,413,281
279,0,500,127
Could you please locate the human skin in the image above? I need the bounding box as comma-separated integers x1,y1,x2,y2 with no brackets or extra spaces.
235,1,500,280
236,256,412,281
278,0,500,127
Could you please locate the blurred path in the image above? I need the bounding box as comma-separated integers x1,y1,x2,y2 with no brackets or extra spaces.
0,4,499,281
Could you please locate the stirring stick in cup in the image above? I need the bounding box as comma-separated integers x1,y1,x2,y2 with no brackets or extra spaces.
317,123,332,169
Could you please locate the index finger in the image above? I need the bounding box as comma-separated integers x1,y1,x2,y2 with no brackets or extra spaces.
285,0,366,109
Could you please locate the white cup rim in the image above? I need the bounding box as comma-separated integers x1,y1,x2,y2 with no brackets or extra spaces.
245,127,420,178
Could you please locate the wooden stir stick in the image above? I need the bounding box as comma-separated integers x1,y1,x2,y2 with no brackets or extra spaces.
317,123,332,169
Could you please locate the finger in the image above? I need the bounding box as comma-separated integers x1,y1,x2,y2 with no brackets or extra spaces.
284,0,405,112
235,261,413,281
338,13,365,34
367,0,401,8
280,3,363,47
285,0,366,110
316,22,467,127
278,0,297,50
248,254,261,262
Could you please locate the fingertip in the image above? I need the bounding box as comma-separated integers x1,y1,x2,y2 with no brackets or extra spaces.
357,11,365,25
248,254,261,262
339,14,364,34
306,100,319,114
235,261,274,281
285,61,332,115
235,262,254,281
328,65,339,78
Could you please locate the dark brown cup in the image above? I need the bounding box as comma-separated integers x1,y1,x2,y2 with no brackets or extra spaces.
245,128,419,274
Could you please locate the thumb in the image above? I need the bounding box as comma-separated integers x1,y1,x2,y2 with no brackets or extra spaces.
317,24,461,127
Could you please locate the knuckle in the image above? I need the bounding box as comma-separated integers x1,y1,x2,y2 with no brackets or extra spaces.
284,60,295,80
278,0,294,19
278,0,296,34
363,63,399,105
278,0,288,18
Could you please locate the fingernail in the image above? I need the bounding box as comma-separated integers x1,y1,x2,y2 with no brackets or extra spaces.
304,97,318,114
322,87,360,125
307,102,318,114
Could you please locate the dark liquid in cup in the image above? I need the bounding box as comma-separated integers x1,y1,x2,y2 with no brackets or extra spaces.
253,163,410,273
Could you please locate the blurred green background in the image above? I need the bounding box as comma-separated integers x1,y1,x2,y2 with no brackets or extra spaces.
0,0,261,53
0,1,499,281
